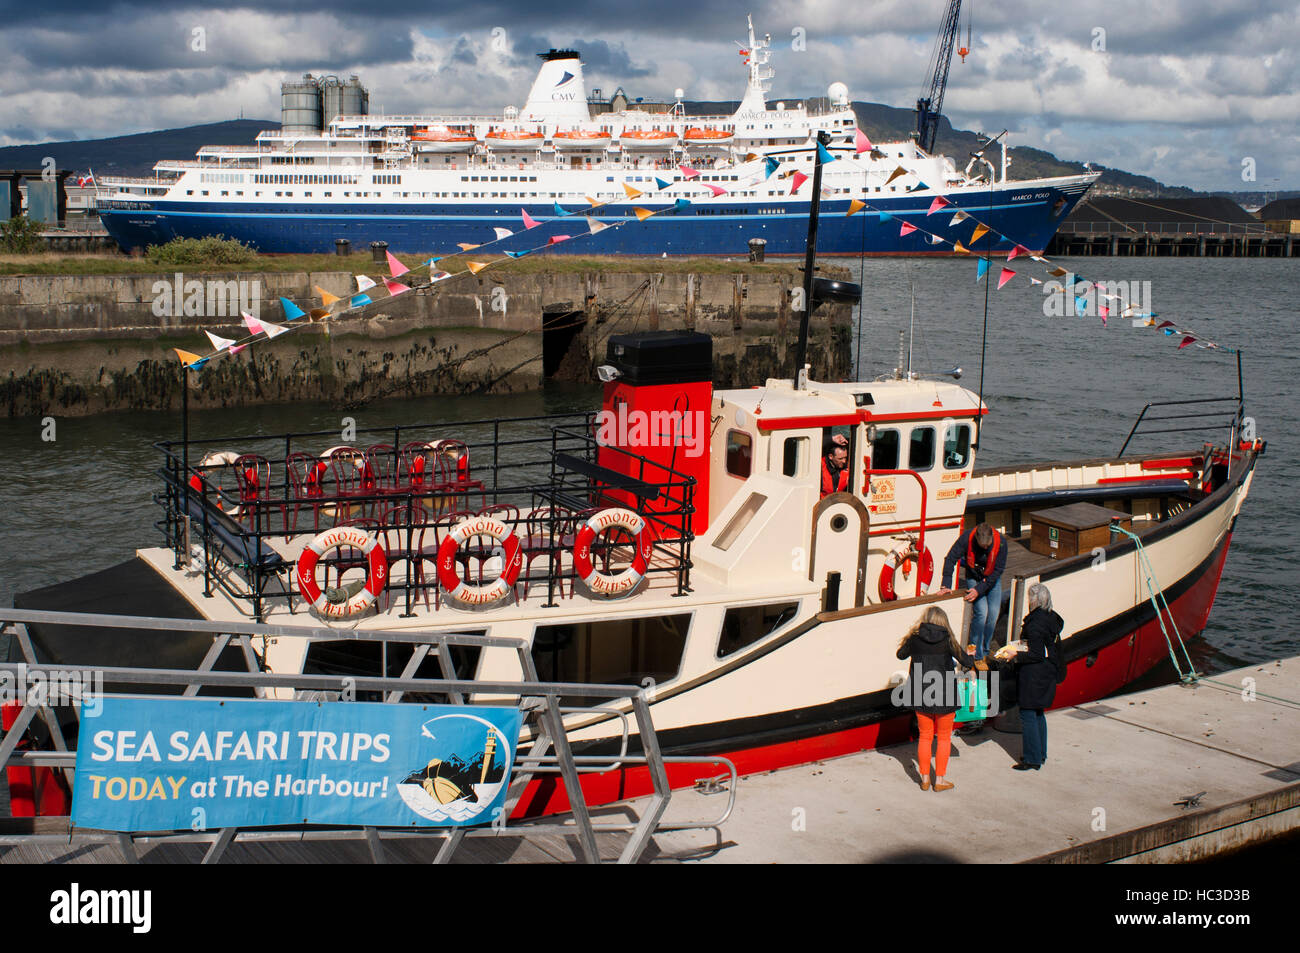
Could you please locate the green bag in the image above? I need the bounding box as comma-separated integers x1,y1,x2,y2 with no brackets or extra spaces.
954,672,989,723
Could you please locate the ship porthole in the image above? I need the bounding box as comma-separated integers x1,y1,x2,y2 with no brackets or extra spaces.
830,514,849,533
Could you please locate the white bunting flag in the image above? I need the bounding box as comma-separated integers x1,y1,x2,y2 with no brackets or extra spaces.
205,330,236,352
356,275,377,292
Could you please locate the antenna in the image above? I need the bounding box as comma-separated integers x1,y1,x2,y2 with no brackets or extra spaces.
907,282,915,376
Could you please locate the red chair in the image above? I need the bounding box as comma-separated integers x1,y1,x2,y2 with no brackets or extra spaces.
521,506,575,600
233,453,278,532
285,452,328,536
364,443,399,491
328,446,373,520
399,441,435,489
378,502,429,613
430,439,486,511
327,517,383,593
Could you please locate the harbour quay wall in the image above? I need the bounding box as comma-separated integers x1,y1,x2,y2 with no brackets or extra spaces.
0,264,851,417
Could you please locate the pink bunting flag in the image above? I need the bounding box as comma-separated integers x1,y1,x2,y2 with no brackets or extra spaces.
1179,336,1196,349
899,222,918,236
548,234,572,245
1098,305,1110,317
927,196,952,216
997,267,1016,289
385,251,408,278
789,172,808,194
854,128,872,155
679,165,700,179
705,183,729,197
241,311,263,335
385,279,410,296
521,209,540,230
229,344,248,355
1008,244,1030,261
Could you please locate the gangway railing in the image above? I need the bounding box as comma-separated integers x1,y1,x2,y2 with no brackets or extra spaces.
0,609,734,865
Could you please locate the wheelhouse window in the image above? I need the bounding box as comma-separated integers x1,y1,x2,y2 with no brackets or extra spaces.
718,602,799,658
871,428,900,471
532,615,692,704
943,423,972,469
909,426,936,472
725,429,753,478
782,436,808,477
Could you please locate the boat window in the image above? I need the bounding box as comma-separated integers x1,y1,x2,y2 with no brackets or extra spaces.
718,602,800,658
303,637,483,703
725,429,753,478
782,436,808,477
713,492,767,552
909,426,936,472
532,615,691,704
872,428,900,470
943,423,972,469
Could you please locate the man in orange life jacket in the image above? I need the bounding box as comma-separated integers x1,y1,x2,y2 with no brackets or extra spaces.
939,523,1007,661
821,434,850,498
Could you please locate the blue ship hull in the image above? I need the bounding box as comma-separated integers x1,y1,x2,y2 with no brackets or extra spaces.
99,179,1090,257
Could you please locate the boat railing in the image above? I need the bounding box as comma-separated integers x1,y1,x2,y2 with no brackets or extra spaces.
1117,396,1245,458
153,413,696,618
0,608,735,864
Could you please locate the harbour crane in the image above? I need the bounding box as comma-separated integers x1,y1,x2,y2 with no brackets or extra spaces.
914,0,968,154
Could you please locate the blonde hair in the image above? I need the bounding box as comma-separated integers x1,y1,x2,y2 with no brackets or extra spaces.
897,605,964,656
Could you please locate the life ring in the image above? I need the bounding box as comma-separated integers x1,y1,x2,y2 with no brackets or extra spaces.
879,543,934,602
295,526,388,619
573,508,655,596
436,515,523,605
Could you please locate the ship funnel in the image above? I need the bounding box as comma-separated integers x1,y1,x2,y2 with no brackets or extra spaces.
519,49,591,124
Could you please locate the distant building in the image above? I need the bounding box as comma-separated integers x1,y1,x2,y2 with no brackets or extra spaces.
1258,197,1300,235
588,86,672,117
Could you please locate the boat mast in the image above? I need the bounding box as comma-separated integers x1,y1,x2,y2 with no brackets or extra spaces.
794,130,831,389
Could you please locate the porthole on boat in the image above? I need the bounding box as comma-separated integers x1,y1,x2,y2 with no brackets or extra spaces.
830,514,849,532
531,614,690,705
717,602,799,658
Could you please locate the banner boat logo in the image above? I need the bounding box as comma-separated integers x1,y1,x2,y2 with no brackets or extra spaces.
396,713,513,823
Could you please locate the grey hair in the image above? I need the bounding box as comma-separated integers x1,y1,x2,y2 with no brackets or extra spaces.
1027,583,1053,612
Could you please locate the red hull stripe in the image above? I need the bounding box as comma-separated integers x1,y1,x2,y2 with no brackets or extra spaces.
1141,457,1202,470
511,530,1235,820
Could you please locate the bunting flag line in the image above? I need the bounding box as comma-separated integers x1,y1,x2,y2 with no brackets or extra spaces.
315,286,341,307
976,259,990,282
927,196,951,215
241,312,263,336
587,216,608,234
466,261,488,275
1008,244,1030,261
764,157,779,178
547,235,572,245
384,279,410,297
633,208,654,222
622,182,643,199
997,267,1016,290
705,183,729,197
854,128,872,155
204,330,236,352
674,198,691,212
521,209,540,229
173,348,204,368
350,294,372,307
655,177,671,190
879,212,894,223
355,275,376,292
970,223,989,244
952,241,969,254
493,227,513,241
385,251,408,277
885,166,908,185
900,221,917,236
504,250,530,259
1180,336,1196,349
679,165,700,179
789,172,807,194
553,202,568,216
847,199,866,216
816,143,837,165
457,243,480,251
950,210,970,225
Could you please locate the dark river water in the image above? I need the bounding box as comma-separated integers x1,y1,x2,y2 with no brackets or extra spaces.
1,256,1295,676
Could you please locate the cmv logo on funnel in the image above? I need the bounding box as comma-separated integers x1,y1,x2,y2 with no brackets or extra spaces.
594,404,709,458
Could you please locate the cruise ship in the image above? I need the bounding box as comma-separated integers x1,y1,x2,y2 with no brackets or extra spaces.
96,19,1098,257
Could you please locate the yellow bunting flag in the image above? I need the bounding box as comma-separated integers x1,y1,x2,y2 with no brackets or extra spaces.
846,199,867,216
173,348,203,366
309,308,330,321
586,195,601,206
458,243,480,251
970,224,989,244
885,166,908,185
623,182,643,199
633,207,654,222
1049,266,1069,277
466,261,488,275
952,241,970,255
315,286,341,307
743,152,760,162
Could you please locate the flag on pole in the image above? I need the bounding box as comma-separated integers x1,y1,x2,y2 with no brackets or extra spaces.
522,209,540,229
997,267,1016,289
854,128,872,155
385,251,408,277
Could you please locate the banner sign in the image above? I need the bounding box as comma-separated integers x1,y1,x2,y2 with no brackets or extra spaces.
71,697,523,832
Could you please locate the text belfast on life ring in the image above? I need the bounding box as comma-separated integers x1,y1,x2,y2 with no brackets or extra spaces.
436,515,524,605
573,508,655,596
295,526,388,618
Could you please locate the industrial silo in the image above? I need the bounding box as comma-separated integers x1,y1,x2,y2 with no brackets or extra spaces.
319,75,343,127
281,74,323,133
340,75,369,119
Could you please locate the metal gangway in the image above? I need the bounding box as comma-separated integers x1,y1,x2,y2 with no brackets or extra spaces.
0,610,734,864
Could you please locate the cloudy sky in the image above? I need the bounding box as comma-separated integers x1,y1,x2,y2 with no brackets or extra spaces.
1,0,1295,191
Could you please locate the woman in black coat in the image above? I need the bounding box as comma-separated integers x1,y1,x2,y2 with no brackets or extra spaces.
895,606,977,791
996,583,1065,770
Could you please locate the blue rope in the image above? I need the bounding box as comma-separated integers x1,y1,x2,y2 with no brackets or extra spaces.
1109,523,1200,684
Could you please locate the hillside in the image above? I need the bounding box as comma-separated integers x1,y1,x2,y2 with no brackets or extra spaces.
0,106,1200,197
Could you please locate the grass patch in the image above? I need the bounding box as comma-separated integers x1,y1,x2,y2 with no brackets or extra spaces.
0,251,802,277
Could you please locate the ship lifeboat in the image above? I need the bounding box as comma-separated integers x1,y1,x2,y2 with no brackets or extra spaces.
553,129,613,150
410,127,478,153
684,127,734,144
484,129,545,150
619,129,679,150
